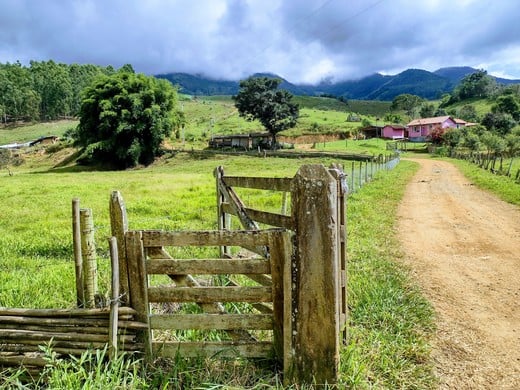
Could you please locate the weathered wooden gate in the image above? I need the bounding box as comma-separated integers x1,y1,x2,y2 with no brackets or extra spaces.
123,229,292,367
110,163,348,385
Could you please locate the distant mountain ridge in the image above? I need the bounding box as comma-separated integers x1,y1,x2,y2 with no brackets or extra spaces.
155,66,520,101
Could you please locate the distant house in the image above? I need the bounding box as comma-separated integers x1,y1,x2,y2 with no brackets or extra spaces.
0,135,58,150
406,116,458,141
453,118,478,128
29,135,59,146
381,125,406,139
359,125,383,139
208,132,271,149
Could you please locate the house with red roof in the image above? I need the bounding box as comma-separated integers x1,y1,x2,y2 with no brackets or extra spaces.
406,116,457,141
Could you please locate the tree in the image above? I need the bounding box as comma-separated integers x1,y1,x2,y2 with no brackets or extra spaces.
419,103,435,118
481,112,516,135
492,94,520,121
454,70,496,100
73,71,183,169
390,94,424,118
30,60,73,119
458,104,479,122
233,77,299,147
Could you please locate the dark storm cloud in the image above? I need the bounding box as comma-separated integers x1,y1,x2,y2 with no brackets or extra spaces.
1,0,519,83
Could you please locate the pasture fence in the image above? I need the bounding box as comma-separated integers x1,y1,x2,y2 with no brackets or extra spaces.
1,159,400,386
448,149,519,183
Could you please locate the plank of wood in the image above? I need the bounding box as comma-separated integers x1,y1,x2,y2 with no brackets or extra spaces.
222,176,292,192
147,286,272,303
242,208,294,230
110,191,130,305
0,329,135,343
145,258,270,275
0,307,136,317
152,341,272,358
125,230,152,361
150,313,273,330
141,230,271,247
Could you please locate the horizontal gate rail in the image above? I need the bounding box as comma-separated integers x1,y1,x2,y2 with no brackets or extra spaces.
145,258,271,275
125,228,291,364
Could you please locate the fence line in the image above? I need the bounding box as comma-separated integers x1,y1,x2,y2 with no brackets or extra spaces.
347,153,400,193
450,150,520,183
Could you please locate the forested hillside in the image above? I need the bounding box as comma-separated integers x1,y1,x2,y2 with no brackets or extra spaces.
0,61,120,123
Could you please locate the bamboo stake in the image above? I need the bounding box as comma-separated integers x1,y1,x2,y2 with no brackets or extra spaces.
108,236,120,359
80,208,97,308
72,198,84,307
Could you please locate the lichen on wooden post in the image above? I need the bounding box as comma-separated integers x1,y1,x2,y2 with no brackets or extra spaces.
289,164,340,386
110,191,129,305
80,208,97,309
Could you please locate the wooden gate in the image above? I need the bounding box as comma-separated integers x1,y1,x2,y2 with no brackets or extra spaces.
123,228,293,372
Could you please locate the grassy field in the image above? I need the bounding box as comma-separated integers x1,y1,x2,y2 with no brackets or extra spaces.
447,157,520,205
0,148,435,388
0,120,77,145
175,95,393,147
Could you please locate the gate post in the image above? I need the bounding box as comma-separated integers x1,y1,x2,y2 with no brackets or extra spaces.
289,165,340,386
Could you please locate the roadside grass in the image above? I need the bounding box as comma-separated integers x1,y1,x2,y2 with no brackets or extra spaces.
447,158,520,206
0,153,435,388
343,160,436,389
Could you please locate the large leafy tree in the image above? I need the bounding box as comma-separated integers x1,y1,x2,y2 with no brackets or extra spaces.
233,77,299,147
390,94,424,118
73,70,182,169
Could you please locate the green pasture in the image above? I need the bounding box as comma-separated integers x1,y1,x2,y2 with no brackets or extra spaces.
0,120,77,145
0,152,436,388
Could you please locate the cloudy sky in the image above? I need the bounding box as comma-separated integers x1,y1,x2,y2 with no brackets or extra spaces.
1,0,520,84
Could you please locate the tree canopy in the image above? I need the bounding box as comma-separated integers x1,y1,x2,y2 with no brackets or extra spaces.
233,77,299,147
73,70,182,169
390,94,424,118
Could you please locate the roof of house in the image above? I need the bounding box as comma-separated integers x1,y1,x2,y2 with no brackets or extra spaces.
383,124,406,130
407,116,454,126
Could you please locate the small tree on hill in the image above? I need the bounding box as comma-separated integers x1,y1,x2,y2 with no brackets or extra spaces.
73,71,183,168
233,77,299,148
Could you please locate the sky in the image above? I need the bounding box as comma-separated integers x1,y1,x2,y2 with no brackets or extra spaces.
1,0,520,84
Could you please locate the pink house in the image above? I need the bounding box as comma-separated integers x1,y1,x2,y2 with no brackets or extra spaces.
406,116,457,141
382,125,406,139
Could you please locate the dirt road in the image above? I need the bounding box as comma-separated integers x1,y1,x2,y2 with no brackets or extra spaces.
396,158,520,389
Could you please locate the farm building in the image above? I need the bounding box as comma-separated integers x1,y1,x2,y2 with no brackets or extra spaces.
359,125,383,139
208,132,271,149
406,116,458,141
0,135,58,149
381,125,406,139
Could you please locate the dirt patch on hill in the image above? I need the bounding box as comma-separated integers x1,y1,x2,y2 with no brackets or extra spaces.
396,158,520,389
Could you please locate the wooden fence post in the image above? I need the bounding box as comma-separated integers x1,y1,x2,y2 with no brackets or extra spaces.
110,191,130,305
108,236,120,360
289,165,340,386
125,231,152,361
80,208,97,308
268,230,294,376
72,198,84,308
214,167,231,257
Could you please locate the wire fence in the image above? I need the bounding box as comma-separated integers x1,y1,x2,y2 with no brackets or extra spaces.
345,153,401,194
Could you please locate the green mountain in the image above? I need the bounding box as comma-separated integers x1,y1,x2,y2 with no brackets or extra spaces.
156,67,520,101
